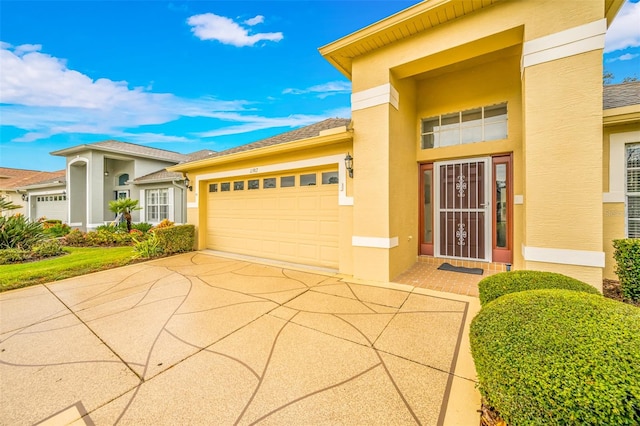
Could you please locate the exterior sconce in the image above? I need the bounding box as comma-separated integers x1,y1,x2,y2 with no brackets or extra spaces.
344,153,354,178
184,176,193,191
104,171,109,177
22,194,28,201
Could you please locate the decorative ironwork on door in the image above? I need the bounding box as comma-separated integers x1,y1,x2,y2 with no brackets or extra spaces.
436,159,490,261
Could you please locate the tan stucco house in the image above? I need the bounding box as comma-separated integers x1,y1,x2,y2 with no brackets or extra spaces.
171,0,638,290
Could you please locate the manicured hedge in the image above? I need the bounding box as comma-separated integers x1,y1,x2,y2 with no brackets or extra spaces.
153,224,195,254
470,289,640,426
478,270,599,306
613,239,640,302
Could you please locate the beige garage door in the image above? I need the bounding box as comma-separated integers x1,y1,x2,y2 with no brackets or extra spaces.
206,168,339,269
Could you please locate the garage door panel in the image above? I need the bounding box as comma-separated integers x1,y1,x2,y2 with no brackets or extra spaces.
207,168,339,268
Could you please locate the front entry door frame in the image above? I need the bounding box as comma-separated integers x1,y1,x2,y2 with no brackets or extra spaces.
434,157,492,262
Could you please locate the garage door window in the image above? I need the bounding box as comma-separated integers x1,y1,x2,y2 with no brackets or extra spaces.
264,178,276,189
209,183,218,192
248,179,259,190
322,172,339,184
300,173,316,186
221,183,230,192
234,181,244,191
146,189,169,222
281,176,295,187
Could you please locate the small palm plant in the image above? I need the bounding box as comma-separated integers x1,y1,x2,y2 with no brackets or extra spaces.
108,198,141,232
0,196,21,213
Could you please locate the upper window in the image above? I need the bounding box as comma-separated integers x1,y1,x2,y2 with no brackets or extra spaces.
118,174,129,186
421,103,507,149
146,188,169,222
627,143,640,238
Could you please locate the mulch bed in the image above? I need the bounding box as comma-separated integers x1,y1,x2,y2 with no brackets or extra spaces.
479,280,638,425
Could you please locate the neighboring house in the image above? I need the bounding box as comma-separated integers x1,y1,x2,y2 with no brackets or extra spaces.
19,141,215,230
602,81,640,279
0,168,65,217
171,0,639,290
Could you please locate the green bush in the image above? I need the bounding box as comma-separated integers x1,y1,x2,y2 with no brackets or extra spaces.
133,234,163,258
32,239,65,258
478,270,600,306
63,229,86,246
0,214,46,250
84,229,133,246
470,290,640,426
613,239,640,302
43,223,71,238
153,224,194,254
0,248,32,264
131,222,153,233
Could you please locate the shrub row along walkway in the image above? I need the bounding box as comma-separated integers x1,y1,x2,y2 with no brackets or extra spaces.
0,252,480,425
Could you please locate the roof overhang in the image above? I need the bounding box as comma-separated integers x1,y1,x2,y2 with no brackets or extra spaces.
605,0,626,26
169,129,353,173
319,0,500,79
18,181,67,191
603,105,640,126
51,145,181,163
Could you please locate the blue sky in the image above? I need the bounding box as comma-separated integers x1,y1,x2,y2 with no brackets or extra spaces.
1,0,639,171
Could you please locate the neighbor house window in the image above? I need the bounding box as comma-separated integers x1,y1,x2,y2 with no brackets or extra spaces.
627,143,640,237
118,174,129,186
146,189,169,222
421,103,507,149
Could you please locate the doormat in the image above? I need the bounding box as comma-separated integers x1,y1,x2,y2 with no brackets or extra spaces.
437,262,484,275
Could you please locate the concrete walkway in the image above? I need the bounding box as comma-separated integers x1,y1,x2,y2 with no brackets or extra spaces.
0,252,480,425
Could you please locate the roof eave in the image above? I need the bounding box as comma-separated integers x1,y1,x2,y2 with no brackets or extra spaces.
51,145,183,163
18,181,67,190
603,105,640,126
169,129,353,173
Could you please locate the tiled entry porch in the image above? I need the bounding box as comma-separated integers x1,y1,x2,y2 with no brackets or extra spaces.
393,257,505,297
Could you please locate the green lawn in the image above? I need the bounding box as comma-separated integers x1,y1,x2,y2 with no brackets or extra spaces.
0,246,138,292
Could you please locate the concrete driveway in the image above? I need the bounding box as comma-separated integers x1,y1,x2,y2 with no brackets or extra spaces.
0,252,480,425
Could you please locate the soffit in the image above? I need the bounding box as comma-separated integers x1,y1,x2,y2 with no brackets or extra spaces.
319,0,500,79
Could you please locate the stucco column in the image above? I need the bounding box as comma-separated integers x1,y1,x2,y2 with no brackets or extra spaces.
349,75,418,282
520,20,606,289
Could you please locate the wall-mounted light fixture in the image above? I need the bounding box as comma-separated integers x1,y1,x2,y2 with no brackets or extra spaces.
184,176,193,192
21,194,28,201
104,171,109,177
344,153,354,178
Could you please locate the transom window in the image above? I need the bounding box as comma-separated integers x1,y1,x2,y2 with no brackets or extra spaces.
118,174,129,186
627,143,640,237
146,188,168,222
421,103,508,149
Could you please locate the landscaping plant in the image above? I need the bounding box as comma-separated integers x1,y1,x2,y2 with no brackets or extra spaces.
132,234,163,258
613,238,640,302
152,224,195,254
477,270,599,306
108,198,141,232
470,289,640,426
0,214,46,250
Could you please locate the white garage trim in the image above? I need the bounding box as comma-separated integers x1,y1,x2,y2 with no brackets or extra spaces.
190,154,353,208
352,236,399,249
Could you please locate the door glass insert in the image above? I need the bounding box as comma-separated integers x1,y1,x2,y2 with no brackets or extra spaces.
423,169,433,244
495,164,507,248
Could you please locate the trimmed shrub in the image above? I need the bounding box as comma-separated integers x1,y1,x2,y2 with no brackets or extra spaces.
84,229,133,246
32,239,65,258
613,239,640,302
152,218,174,230
63,229,86,246
0,248,31,264
470,290,640,426
153,224,194,254
478,270,599,306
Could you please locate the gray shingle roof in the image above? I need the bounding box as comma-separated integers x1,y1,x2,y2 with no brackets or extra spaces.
133,170,184,183
52,140,187,162
604,82,640,110
201,118,351,160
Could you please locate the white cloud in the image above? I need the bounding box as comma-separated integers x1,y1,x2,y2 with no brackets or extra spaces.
244,15,264,26
283,81,351,98
606,52,640,62
605,0,640,53
187,13,282,47
0,43,347,145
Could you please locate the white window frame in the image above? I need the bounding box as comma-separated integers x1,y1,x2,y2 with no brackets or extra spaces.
146,188,170,223
421,103,508,149
626,143,640,238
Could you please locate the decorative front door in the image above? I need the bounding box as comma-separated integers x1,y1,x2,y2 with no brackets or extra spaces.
434,158,491,261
